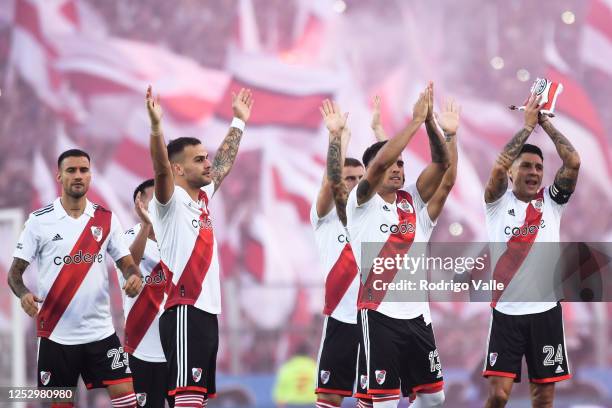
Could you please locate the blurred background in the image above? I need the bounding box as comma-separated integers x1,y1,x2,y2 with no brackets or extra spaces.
0,0,611,406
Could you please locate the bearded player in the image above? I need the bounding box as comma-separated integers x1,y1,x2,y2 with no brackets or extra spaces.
117,179,173,408
8,149,143,408
482,94,580,408
347,83,451,408
146,86,253,408
312,100,371,408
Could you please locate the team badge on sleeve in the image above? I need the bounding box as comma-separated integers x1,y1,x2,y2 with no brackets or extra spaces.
360,374,368,389
192,367,202,383
320,370,330,384
91,226,103,242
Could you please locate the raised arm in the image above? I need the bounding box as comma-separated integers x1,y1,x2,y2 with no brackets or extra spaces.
427,97,461,221
416,82,450,203
7,258,41,317
129,192,152,266
211,88,254,193
484,94,541,203
356,88,429,205
320,100,350,225
147,86,174,204
371,95,389,142
539,114,580,199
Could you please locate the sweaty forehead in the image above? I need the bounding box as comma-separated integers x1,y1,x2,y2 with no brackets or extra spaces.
184,144,208,159
343,165,364,176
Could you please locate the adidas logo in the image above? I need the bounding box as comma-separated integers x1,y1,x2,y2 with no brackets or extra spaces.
508,209,515,216
555,365,564,374
382,205,390,212
52,234,63,241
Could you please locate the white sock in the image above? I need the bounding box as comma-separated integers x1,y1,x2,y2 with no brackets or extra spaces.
372,394,400,408
410,390,445,408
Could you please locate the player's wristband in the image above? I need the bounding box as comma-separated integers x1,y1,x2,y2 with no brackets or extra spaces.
230,117,246,132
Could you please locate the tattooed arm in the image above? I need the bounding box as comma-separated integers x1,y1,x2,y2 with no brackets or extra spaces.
318,100,350,223
357,88,429,205
484,93,541,203
146,86,174,204
8,258,41,317
540,115,580,196
211,88,254,192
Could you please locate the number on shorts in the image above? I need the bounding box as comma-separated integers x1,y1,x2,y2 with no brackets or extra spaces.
107,347,128,370
542,344,564,366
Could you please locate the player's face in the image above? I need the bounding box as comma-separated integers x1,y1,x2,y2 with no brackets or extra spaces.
178,144,212,188
342,165,364,192
509,153,543,197
380,158,405,191
57,156,91,198
140,186,154,208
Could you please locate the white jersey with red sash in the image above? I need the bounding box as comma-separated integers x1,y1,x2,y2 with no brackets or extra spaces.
149,183,220,314
116,223,166,362
310,203,359,324
485,187,566,315
346,184,436,320
13,198,130,345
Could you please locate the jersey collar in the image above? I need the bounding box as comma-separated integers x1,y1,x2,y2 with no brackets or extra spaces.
53,197,96,219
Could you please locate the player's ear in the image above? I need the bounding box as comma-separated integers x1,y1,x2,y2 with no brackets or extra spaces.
56,170,62,183
507,169,513,184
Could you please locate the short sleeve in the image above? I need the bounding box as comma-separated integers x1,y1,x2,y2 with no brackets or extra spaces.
310,199,334,229
106,214,131,262
13,215,39,263
485,190,510,220
405,184,426,213
546,185,567,217
151,189,178,222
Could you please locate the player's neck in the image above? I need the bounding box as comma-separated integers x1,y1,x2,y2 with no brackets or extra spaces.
60,194,87,218
378,189,397,204
512,189,536,203
175,179,201,202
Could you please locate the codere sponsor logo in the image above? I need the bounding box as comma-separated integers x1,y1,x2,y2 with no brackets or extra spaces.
380,221,416,235
504,219,545,237
191,217,213,230
53,250,103,266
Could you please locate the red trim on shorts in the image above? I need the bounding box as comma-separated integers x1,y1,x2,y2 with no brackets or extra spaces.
368,388,401,395
85,383,93,389
207,392,217,399
353,392,370,399
111,391,136,399
412,380,444,393
50,403,74,408
315,387,353,396
102,377,133,386
530,374,572,384
168,385,208,396
483,370,517,379
372,395,400,402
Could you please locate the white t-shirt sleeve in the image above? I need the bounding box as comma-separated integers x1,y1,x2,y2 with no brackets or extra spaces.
107,214,131,262
545,185,567,217
485,190,510,219
406,184,427,213
151,189,178,221
310,198,334,229
13,214,39,263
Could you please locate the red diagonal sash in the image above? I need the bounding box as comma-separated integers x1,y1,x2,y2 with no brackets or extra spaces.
124,263,166,353
37,207,112,337
359,190,417,310
491,188,545,307
323,243,358,316
164,190,215,309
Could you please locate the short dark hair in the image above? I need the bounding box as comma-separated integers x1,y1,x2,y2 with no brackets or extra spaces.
362,141,387,168
344,157,363,168
133,179,154,202
167,137,202,162
518,143,543,162
57,149,91,168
